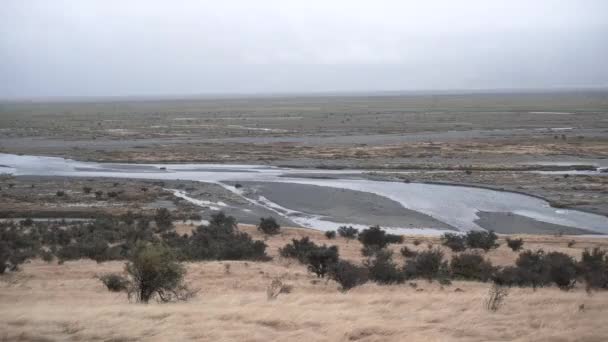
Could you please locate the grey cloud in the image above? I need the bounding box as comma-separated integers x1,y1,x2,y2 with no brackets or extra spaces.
1,0,607,98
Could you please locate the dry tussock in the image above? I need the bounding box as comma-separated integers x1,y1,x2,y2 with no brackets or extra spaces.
1,227,608,341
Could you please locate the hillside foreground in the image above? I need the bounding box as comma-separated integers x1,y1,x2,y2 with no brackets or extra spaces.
1,225,608,342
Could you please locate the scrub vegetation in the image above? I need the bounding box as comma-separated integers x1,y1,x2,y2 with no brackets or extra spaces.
2,216,608,341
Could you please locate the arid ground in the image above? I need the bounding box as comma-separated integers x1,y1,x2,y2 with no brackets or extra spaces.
1,226,608,342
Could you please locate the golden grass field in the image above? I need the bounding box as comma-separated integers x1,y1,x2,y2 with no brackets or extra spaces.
2,225,608,342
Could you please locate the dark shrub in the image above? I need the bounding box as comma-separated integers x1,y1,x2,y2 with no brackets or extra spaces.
400,246,418,258
404,248,449,282
121,211,137,226
126,242,192,303
306,245,339,278
279,237,318,263
20,218,34,227
0,224,38,273
358,225,401,250
56,191,65,197
328,260,368,291
154,208,173,232
492,266,525,286
514,249,549,288
450,253,494,281
441,233,466,252
83,186,92,194
506,237,524,252
280,237,339,278
507,249,576,289
466,230,499,251
385,233,404,244
365,249,404,284
257,217,281,235
579,248,608,291
325,231,336,239
545,252,577,290
567,240,576,248
208,211,237,230
412,239,422,246
99,273,130,292
56,236,110,263
107,191,118,198
185,213,268,261
337,226,358,240
94,190,103,199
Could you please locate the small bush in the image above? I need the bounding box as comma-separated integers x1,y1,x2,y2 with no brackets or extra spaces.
56,191,65,197
328,260,368,291
358,225,402,250
450,253,494,282
257,217,281,235
94,190,103,199
404,248,449,282
385,233,404,244
514,249,549,288
99,273,130,292
365,249,404,284
579,248,608,291
279,237,318,263
492,266,524,286
20,218,34,227
545,252,577,290
266,278,291,300
280,237,339,278
506,237,524,251
182,212,268,261
306,245,339,278
567,240,576,248
126,242,194,303
154,208,173,232
466,230,499,251
83,187,92,194
325,231,336,239
485,284,508,312
412,239,422,246
337,226,358,240
441,233,466,252
496,249,578,290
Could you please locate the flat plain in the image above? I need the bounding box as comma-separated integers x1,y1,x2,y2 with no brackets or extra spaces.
2,226,608,342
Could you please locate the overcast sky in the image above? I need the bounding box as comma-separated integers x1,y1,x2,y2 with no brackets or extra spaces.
1,0,607,98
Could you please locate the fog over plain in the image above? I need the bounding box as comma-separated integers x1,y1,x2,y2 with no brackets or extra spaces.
1,0,607,98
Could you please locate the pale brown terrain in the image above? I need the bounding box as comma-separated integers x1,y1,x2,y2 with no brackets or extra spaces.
2,226,608,342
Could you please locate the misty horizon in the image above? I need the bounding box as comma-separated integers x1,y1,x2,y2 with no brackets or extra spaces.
2,0,607,99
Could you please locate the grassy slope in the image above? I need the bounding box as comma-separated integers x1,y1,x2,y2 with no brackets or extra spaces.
1,226,608,342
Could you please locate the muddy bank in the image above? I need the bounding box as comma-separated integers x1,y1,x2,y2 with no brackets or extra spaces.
475,211,600,235
237,181,454,230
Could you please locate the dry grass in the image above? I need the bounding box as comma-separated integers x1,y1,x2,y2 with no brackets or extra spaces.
2,227,608,342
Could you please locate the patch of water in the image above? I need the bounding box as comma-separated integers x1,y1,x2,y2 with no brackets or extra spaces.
2,153,608,234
